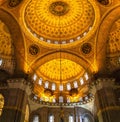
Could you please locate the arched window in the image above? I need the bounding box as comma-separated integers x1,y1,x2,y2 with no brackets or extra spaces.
80,78,84,85
45,81,49,88
67,83,71,90
52,83,56,90
33,74,37,81
73,81,78,88
38,78,42,85
84,117,90,122
49,114,54,122
0,94,4,116
67,97,70,103
59,96,63,103
33,115,39,122
69,115,74,122
0,59,3,66
84,72,89,80
80,113,94,122
52,98,56,103
59,84,63,91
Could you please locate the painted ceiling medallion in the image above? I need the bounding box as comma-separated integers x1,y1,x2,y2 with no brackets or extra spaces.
97,0,109,5
81,43,92,54
49,1,69,16
29,44,39,55
23,0,98,44
9,0,22,7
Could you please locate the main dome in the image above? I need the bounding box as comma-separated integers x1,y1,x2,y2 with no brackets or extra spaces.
22,0,99,45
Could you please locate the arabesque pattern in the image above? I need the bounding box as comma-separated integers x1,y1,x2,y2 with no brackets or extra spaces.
25,0,95,43
38,59,84,82
0,20,14,57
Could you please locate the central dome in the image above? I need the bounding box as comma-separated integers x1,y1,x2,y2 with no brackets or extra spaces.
24,0,97,44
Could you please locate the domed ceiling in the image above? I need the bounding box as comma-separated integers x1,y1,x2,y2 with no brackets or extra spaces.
0,20,15,74
21,0,99,46
38,59,84,82
19,0,99,104
106,18,120,72
0,0,102,105
0,20,14,58
31,55,91,103
1,0,120,109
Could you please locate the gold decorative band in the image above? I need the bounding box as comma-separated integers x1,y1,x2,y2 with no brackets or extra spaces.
97,106,120,116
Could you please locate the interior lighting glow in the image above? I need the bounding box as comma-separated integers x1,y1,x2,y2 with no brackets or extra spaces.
53,98,56,103
33,74,37,81
59,84,63,91
45,81,49,88
67,83,71,90
38,78,42,85
52,83,56,90
80,78,84,85
59,96,63,103
73,81,78,88
84,72,89,80
0,59,2,66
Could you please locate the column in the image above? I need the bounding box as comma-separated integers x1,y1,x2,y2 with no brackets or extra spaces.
95,78,120,122
0,78,31,122
40,107,48,122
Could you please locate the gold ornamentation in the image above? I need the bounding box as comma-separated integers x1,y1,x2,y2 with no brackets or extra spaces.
81,43,92,54
69,88,78,96
0,20,14,57
107,19,120,54
44,89,53,97
24,0,95,44
29,44,39,55
38,59,84,82
106,19,120,72
9,0,22,7
49,1,69,16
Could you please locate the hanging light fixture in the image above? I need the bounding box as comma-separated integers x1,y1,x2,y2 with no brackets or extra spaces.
58,8,65,121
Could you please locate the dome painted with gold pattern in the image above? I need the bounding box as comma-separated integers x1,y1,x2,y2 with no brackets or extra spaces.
23,0,99,45
37,59,85,83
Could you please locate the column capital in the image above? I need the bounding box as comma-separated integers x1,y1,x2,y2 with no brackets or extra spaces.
95,78,115,90
7,78,32,95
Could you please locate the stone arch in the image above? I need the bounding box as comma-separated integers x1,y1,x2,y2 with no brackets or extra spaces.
0,9,25,73
96,5,120,72
29,51,95,75
30,113,40,122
